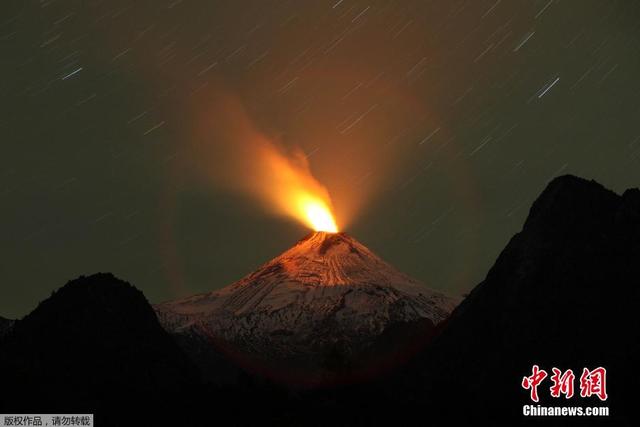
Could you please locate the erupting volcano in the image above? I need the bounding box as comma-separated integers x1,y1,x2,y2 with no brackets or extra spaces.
155,230,458,382
154,129,458,381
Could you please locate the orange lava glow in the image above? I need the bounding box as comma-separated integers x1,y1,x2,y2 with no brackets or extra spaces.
192,94,341,233
258,142,339,233
297,197,338,233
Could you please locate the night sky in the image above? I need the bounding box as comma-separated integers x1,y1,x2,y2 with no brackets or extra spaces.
2,0,640,318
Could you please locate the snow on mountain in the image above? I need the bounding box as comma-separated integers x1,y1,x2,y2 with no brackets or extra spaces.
155,232,458,360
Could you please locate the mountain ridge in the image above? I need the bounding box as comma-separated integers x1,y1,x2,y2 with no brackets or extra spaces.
0,175,637,425
0,273,200,415
369,174,640,424
0,316,13,339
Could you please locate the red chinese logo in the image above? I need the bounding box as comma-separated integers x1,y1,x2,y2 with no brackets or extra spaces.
550,368,575,399
579,367,608,401
521,365,607,402
522,365,548,402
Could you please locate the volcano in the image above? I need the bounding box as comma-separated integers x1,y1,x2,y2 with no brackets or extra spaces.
155,232,458,381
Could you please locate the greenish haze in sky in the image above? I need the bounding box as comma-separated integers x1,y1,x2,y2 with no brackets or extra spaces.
2,0,639,318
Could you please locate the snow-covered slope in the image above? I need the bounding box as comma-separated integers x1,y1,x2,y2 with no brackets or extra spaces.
155,232,458,360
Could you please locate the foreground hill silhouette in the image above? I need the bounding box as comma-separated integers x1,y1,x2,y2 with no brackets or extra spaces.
0,175,638,426
0,274,202,425
0,316,13,338
320,175,639,425
415,176,640,423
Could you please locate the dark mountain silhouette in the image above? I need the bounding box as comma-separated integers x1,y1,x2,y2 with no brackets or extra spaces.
320,175,639,425
0,316,13,338
1,175,638,426
0,273,202,425
409,175,640,424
